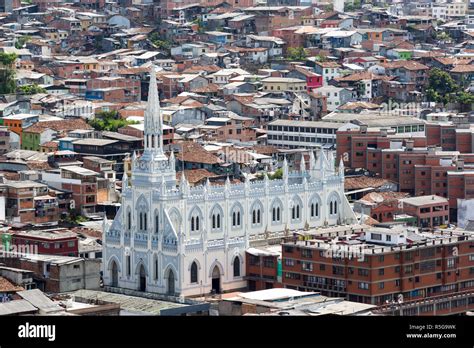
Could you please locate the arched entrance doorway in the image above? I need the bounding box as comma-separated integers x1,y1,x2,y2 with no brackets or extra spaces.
167,269,175,295
111,260,118,287
211,266,221,294
139,264,146,292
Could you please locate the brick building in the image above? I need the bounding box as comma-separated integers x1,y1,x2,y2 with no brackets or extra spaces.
245,246,282,291
400,196,450,228
280,225,474,306
0,254,100,293
6,229,79,257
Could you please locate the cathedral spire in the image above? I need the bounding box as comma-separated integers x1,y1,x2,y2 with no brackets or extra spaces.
339,156,345,177
144,65,164,154
283,156,289,182
122,171,128,189
300,154,306,173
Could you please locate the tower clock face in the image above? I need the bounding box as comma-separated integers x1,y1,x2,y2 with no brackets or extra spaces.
139,160,147,170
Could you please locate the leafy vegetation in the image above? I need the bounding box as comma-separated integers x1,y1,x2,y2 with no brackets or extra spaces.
287,47,307,61
435,31,451,42
15,35,31,49
269,168,283,180
17,84,46,95
345,0,362,11
426,68,474,110
149,32,172,50
0,52,17,94
88,110,139,132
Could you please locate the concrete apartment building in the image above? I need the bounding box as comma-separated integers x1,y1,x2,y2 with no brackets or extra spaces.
280,225,474,308
266,119,340,149
261,77,307,93
0,254,100,293
0,181,59,226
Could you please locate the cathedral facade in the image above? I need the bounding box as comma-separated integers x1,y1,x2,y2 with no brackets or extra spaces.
102,67,358,297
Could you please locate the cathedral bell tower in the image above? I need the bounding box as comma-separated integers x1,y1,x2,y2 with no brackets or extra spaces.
132,65,176,187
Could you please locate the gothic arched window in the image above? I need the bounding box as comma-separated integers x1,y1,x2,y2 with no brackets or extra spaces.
231,205,242,228
154,257,158,280
190,208,202,233
271,199,282,224
233,256,240,277
290,196,302,222
190,262,198,283
328,193,341,217
155,213,159,234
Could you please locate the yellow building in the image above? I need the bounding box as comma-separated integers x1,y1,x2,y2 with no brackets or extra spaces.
261,77,307,92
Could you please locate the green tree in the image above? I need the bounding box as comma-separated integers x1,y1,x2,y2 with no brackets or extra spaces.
456,91,474,112
269,168,283,180
0,52,17,94
435,31,451,42
287,47,307,61
88,110,139,132
15,35,31,49
149,32,172,50
17,84,46,95
426,68,459,105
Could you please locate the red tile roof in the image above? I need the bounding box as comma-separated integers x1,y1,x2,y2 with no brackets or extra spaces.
175,142,222,164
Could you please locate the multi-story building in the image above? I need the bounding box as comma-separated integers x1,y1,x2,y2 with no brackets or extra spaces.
281,225,474,306
261,77,307,93
1,181,59,226
267,119,340,149
6,229,79,257
102,66,357,297
400,196,450,228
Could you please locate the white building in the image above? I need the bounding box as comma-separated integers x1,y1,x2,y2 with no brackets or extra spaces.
102,66,357,297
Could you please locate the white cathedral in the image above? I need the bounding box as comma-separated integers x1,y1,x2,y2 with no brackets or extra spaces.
102,67,358,297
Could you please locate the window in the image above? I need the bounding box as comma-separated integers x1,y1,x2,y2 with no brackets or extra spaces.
285,259,295,267
379,268,384,276
329,196,338,216
154,258,158,280
126,255,131,276
379,282,385,289
233,257,240,277
320,264,325,271
371,233,382,241
358,282,369,290
127,210,131,230
190,262,198,283
232,205,242,228
155,214,159,233
264,257,275,268
252,208,261,224
447,258,455,269
302,262,313,271
250,255,259,266
272,206,281,223
291,203,301,221
67,241,75,248
310,201,320,219
358,269,369,276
